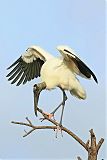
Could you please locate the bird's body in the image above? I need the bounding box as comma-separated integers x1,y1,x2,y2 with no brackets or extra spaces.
7,45,98,122
41,57,86,99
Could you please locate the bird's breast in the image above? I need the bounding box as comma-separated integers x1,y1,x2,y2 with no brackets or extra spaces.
41,58,63,74
40,58,74,89
40,58,86,100
40,58,65,89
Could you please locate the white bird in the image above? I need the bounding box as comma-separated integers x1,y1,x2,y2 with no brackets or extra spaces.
7,45,98,126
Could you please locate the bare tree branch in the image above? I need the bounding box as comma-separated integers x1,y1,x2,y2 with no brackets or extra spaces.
11,107,104,160
89,129,97,149
77,156,82,160
86,140,90,148
26,117,32,125
11,107,88,150
23,128,36,137
37,107,89,150
96,138,104,153
87,129,104,160
11,121,57,130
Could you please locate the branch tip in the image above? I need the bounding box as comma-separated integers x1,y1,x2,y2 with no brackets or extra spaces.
77,156,82,160
97,138,104,152
26,117,32,125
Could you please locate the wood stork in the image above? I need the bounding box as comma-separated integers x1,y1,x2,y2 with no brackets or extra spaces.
7,45,98,126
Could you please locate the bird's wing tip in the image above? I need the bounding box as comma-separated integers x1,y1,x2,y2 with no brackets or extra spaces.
96,80,98,84
93,76,98,84
7,66,11,70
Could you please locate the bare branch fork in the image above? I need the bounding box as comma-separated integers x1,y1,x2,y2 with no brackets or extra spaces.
11,107,104,160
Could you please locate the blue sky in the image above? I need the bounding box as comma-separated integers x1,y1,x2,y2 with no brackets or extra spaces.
0,0,106,159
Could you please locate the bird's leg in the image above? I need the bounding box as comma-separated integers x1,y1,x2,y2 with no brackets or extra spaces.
50,88,67,118
40,88,67,126
33,82,46,116
59,89,67,126
55,89,67,138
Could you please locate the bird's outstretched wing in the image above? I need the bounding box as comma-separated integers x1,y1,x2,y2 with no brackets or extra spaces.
6,46,52,86
57,45,98,83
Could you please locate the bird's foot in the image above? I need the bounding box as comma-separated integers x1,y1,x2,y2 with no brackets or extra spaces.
55,124,63,138
45,112,54,119
40,112,55,122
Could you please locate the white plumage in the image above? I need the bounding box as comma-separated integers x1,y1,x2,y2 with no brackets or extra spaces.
7,45,98,99
41,56,86,99
7,45,98,123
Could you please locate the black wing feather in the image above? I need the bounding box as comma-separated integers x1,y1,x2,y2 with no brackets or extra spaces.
64,49,98,83
16,72,26,86
11,69,23,84
7,57,22,69
6,63,21,77
16,64,29,86
75,57,98,83
7,56,44,85
31,61,36,79
27,63,32,81
8,65,22,81
35,61,39,77
23,75,28,85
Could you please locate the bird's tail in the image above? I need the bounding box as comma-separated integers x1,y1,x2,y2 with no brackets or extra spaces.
70,88,86,100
